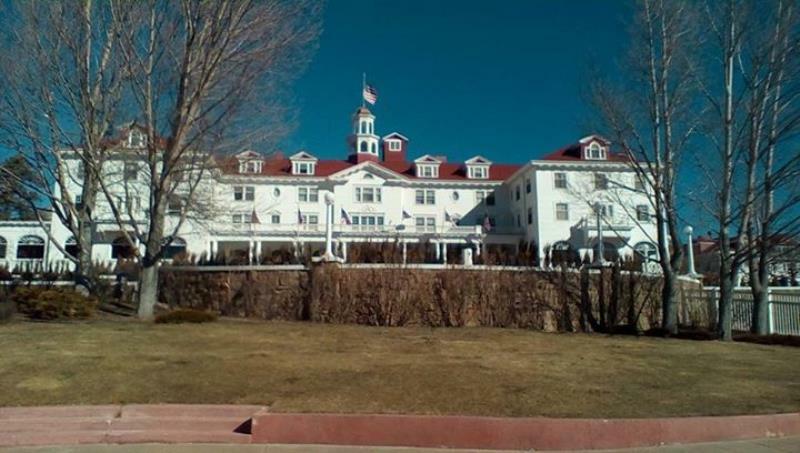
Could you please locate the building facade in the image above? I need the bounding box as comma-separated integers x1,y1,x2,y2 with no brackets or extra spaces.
0,106,659,270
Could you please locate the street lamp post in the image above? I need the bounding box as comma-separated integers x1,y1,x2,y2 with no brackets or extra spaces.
684,225,699,277
314,191,343,263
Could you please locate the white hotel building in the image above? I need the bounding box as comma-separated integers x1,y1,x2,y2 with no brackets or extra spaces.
0,106,659,269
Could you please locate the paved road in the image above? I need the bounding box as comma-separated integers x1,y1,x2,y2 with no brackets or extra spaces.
0,436,799,453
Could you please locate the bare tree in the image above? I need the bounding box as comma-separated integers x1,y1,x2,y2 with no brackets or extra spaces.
589,0,699,335
694,0,800,339
97,0,321,318
0,0,126,289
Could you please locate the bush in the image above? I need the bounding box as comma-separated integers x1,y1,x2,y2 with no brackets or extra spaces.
12,286,97,320
734,333,800,347
0,300,14,322
154,309,217,324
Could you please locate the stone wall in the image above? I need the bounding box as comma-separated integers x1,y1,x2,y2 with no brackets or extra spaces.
159,265,706,331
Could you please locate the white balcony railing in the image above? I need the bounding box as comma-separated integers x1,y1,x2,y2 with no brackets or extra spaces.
218,223,483,237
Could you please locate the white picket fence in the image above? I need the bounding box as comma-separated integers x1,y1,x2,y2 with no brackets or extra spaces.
693,287,800,335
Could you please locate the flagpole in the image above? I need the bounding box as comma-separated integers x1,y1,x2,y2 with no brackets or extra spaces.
362,72,366,108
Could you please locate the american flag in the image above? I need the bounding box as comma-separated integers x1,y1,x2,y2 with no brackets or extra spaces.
482,214,492,233
402,209,412,220
363,84,378,105
250,209,260,224
341,207,353,225
297,209,304,224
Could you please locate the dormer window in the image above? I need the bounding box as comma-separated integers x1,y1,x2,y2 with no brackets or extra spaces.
289,151,318,176
585,142,607,160
468,166,488,179
387,140,401,151
417,164,438,178
128,130,146,148
465,155,492,180
239,160,263,174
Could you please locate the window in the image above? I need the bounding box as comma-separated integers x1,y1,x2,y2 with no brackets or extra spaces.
634,242,658,263
476,191,486,204
636,205,650,222
360,121,366,134
554,172,567,189
599,204,614,218
110,236,134,259
167,197,183,215
355,186,382,203
468,166,488,179
371,143,377,154
451,191,460,201
417,164,439,178
273,187,281,198
415,216,436,232
271,214,281,224
586,142,605,160
0,236,6,258
298,187,319,203
128,130,146,148
359,141,368,152
486,192,495,206
77,161,85,177
388,140,402,151
164,238,187,259
594,173,608,190
415,189,435,205
352,214,385,231
525,178,531,193
300,213,319,224
238,159,262,174
232,213,254,224
75,195,83,209
527,207,533,225
556,203,569,221
634,176,645,191
515,185,521,201
64,237,78,258
234,186,255,201
292,161,315,175
124,162,138,181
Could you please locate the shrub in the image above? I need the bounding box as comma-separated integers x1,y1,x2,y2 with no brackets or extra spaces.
154,308,217,324
0,300,14,322
12,287,97,320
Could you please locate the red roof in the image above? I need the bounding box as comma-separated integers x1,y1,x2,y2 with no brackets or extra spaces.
215,154,520,181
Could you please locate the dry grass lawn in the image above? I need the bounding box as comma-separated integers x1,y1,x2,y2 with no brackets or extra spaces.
0,320,798,418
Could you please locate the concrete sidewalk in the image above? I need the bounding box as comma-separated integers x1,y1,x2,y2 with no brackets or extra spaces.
1,436,799,453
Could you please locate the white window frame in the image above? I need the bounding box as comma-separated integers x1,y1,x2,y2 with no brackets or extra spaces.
234,186,255,201
417,164,439,179
292,161,316,175
128,130,146,148
585,142,606,160
351,214,386,231
124,162,139,181
468,165,489,179
555,203,569,221
475,190,486,204
355,186,382,203
415,215,436,233
387,140,402,151
554,172,567,189
300,213,319,224
232,213,252,224
594,173,608,190
298,187,319,203
415,189,436,205
636,205,650,222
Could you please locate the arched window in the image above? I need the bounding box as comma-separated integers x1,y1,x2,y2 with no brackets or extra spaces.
17,235,45,259
593,241,620,262
370,143,377,154
360,121,366,134
551,241,579,266
111,236,135,259
0,236,6,259
587,142,604,160
634,242,658,263
369,122,373,134
65,237,79,258
164,237,187,259
360,141,368,152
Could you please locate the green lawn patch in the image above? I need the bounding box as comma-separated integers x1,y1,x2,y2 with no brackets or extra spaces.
0,320,798,418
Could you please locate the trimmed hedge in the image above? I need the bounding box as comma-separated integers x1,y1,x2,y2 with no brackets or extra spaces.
11,287,97,320
155,309,217,324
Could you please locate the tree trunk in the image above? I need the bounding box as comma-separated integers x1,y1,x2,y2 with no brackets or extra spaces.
718,267,734,341
137,263,159,319
751,286,770,335
662,267,679,334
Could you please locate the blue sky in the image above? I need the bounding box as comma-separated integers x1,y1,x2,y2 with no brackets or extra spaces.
281,0,634,163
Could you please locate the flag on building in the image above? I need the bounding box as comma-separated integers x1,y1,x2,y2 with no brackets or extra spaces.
341,207,353,225
482,214,492,233
363,84,378,105
297,209,304,224
402,209,412,220
250,209,260,224
445,210,452,223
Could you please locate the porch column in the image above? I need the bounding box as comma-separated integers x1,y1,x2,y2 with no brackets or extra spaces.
402,242,408,265
435,241,440,261
255,241,262,264
342,241,348,262
208,240,214,258
248,240,254,264
442,242,448,264
475,241,481,256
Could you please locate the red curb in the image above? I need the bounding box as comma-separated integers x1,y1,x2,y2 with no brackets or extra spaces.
250,412,800,451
